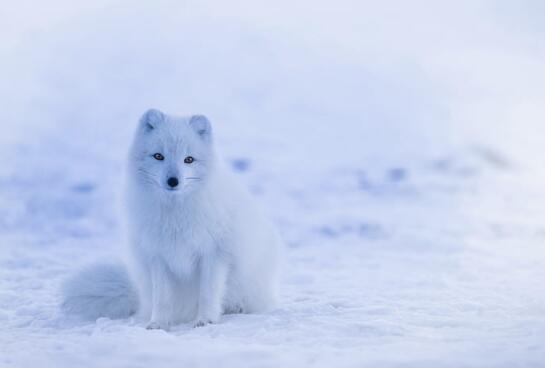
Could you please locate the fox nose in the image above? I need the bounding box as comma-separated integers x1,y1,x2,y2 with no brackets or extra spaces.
167,177,179,188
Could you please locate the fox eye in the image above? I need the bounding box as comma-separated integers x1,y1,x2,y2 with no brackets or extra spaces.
184,156,194,164
153,153,164,161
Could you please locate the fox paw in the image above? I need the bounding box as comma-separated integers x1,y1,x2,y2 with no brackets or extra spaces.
146,321,169,331
193,319,214,328
225,305,244,314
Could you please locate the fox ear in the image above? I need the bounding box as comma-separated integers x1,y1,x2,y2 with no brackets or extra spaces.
139,109,164,132
189,115,212,142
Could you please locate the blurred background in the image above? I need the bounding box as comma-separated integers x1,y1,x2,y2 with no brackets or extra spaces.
1,1,545,367
3,0,545,166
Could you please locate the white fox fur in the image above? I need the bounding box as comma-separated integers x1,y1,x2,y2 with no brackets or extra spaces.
62,109,282,329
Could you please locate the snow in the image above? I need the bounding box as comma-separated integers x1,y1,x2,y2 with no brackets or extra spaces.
1,1,545,367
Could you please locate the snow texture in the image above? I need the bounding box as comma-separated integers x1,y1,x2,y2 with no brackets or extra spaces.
1,1,545,367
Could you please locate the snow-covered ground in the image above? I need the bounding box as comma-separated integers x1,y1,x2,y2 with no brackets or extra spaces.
1,1,545,367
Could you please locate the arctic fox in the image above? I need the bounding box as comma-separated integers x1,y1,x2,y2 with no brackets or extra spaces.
62,109,282,329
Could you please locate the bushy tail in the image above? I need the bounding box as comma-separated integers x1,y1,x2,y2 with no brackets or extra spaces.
61,262,139,320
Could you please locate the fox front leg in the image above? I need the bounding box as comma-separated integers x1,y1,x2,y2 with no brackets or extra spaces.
146,262,177,331
194,255,228,327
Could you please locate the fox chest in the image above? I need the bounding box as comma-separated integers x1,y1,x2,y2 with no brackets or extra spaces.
136,214,227,275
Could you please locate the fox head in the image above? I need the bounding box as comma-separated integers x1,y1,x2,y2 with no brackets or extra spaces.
129,109,216,194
